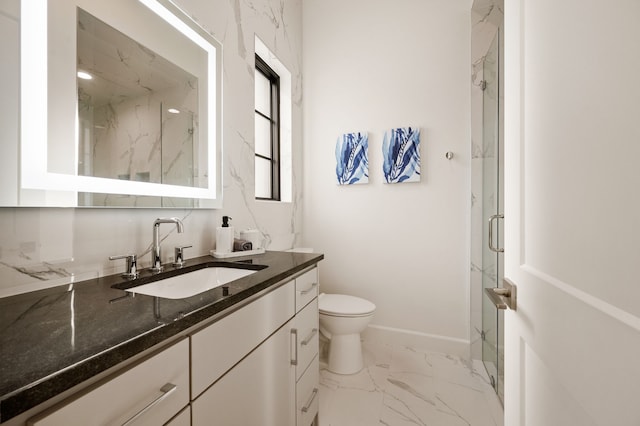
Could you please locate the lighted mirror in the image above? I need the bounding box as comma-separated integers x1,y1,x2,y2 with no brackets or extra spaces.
15,0,222,207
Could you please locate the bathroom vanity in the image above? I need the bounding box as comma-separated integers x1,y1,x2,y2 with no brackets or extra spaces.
0,250,322,425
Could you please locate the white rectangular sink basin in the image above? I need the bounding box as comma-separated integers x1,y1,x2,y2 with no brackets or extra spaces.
126,267,257,299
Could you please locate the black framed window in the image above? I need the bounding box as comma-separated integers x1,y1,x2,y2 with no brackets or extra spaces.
254,55,280,200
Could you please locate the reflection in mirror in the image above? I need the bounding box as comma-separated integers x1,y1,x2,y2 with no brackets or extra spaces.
76,7,200,207
11,0,222,208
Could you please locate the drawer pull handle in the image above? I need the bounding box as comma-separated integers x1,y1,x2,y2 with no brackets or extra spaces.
299,282,318,296
301,388,319,413
121,383,176,426
301,328,318,346
291,329,298,365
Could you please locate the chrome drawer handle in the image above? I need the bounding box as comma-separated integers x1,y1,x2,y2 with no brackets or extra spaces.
301,328,318,346
291,329,298,365
121,383,176,426
299,282,318,296
301,388,319,413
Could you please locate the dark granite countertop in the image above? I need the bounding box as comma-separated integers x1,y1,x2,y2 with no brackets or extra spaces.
0,250,323,423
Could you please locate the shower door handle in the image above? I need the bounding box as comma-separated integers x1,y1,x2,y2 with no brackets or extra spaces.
488,214,504,253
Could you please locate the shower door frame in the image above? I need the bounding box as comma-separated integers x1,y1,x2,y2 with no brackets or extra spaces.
480,29,504,403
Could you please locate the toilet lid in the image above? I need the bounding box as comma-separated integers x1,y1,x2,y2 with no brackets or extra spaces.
319,293,376,316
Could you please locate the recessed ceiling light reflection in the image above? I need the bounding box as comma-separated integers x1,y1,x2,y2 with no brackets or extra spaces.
77,71,93,80
167,108,180,114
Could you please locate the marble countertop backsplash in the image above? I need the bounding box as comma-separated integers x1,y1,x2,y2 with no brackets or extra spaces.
0,250,323,423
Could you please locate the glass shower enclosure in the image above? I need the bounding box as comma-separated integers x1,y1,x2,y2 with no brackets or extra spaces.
481,30,504,403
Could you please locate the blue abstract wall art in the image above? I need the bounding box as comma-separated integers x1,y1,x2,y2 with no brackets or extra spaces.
335,132,369,185
382,127,421,183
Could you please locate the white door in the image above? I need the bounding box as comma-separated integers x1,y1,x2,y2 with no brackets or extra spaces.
503,0,640,425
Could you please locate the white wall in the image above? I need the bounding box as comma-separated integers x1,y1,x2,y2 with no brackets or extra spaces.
0,0,303,296
302,0,471,354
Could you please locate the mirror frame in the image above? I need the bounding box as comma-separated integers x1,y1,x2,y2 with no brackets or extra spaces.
20,0,223,207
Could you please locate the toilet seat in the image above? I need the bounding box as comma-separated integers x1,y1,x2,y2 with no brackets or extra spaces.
319,293,376,317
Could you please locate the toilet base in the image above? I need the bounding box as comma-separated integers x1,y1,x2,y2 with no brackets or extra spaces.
327,333,363,375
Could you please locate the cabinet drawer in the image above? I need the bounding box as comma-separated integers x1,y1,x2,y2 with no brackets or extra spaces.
295,268,318,312
28,339,189,426
297,355,319,426
166,406,191,426
191,280,295,397
293,298,319,381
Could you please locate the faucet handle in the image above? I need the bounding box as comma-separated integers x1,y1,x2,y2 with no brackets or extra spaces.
173,245,192,268
109,254,139,279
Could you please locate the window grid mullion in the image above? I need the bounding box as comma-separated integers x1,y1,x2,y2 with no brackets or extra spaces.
255,109,271,121
255,55,280,201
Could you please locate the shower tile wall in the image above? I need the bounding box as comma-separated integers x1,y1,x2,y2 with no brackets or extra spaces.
470,0,503,360
0,0,304,298
78,83,199,207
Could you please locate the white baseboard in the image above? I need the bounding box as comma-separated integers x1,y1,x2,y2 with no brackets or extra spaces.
362,324,470,358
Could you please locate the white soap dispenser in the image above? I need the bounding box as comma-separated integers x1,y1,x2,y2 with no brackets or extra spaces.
216,215,234,254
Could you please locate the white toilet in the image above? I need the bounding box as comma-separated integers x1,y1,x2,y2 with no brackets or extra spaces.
318,293,376,375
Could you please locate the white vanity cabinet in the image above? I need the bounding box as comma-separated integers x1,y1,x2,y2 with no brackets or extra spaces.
296,356,319,426
166,406,191,426
292,267,320,426
21,266,320,426
295,267,319,313
27,339,190,426
191,266,320,426
190,280,296,425
292,298,319,382
190,280,296,398
191,318,297,425
292,305,320,425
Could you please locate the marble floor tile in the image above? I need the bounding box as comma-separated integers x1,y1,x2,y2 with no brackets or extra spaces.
381,372,497,426
319,339,504,426
319,366,386,426
472,360,505,426
388,346,437,378
362,339,394,369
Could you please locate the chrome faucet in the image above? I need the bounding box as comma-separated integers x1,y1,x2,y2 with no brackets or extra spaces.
151,217,184,273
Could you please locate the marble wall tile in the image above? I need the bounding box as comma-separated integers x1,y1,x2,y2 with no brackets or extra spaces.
81,84,198,195
0,0,303,297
